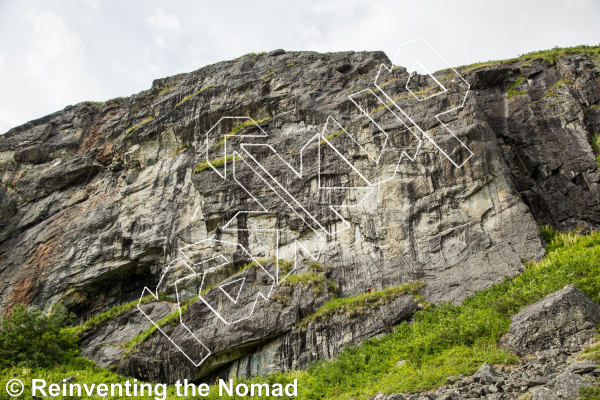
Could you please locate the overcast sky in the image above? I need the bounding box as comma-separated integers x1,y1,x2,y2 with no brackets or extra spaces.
0,0,599,134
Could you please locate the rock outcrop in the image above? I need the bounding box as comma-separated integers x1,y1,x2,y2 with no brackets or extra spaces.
502,284,600,356
116,275,421,383
369,345,599,400
79,301,177,368
368,286,600,400
1,48,599,381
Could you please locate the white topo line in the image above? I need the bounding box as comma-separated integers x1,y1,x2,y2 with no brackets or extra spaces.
137,37,473,366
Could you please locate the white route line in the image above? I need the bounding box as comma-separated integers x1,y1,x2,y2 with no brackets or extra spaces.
375,37,472,168
219,277,245,304
136,258,211,367
137,37,473,367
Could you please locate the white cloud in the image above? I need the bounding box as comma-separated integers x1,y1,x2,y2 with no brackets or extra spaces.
146,9,182,33
298,24,321,43
83,0,101,11
0,9,100,133
22,10,98,99
0,0,598,134
146,9,184,49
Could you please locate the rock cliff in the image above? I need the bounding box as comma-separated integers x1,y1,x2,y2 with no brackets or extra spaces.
0,47,599,382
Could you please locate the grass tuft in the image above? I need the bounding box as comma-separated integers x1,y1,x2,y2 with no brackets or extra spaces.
174,84,214,109
505,77,527,99
194,155,242,173
507,90,527,99
282,272,326,288
590,133,600,170
124,116,153,137
121,296,198,356
460,44,600,74
507,76,524,91
215,117,271,148
171,143,189,157
67,294,166,335
320,128,346,144
296,282,426,328
510,44,600,65
159,86,174,96
307,262,324,272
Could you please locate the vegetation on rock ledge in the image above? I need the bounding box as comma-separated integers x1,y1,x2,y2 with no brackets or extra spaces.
2,226,600,399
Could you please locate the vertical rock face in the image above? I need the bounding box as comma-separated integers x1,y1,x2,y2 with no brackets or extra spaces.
0,48,599,381
476,58,600,232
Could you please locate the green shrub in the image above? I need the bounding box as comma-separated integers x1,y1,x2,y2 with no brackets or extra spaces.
580,386,600,400
0,304,78,368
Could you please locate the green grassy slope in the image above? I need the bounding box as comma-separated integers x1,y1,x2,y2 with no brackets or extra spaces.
2,226,600,399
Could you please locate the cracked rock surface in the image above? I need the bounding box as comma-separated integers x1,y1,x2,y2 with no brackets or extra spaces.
501,284,600,356
1,49,599,381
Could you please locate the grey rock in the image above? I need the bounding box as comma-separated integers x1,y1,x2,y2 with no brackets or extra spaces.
473,362,502,383
378,340,600,400
199,293,418,381
567,360,597,374
1,50,556,319
530,387,560,400
541,363,556,376
267,49,285,57
503,284,600,356
552,372,591,398
0,50,599,384
525,377,546,387
79,301,177,368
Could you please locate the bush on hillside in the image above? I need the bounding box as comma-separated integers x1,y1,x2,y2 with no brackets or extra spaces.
0,304,78,368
